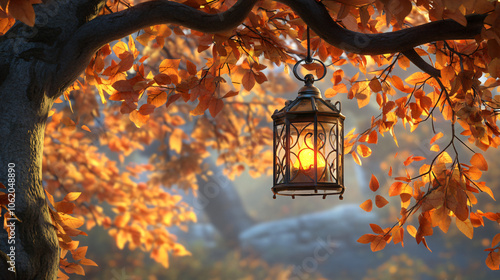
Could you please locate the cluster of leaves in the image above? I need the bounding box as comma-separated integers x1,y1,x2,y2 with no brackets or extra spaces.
2,0,500,275
44,191,98,279
340,1,500,270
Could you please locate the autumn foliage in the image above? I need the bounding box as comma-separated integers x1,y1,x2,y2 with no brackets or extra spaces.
1,0,500,277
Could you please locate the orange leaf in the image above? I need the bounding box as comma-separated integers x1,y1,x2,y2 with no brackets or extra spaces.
154,73,172,85
71,246,88,261
129,110,149,128
492,233,500,248
352,152,362,166
367,130,378,144
173,243,191,257
254,71,268,84
208,98,224,118
44,189,56,207
357,144,372,157
405,72,430,85
369,174,379,192
7,0,36,27
147,90,168,107
81,125,91,132
186,60,197,75
112,80,132,92
456,218,474,239
59,213,84,229
407,225,417,237
430,132,444,144
242,71,255,91
114,212,130,228
79,258,98,267
139,104,156,115
486,251,500,270
222,90,239,99
389,182,404,196
370,223,384,234
159,59,180,75
422,237,432,252
375,195,389,208
369,77,382,92
166,94,182,109
471,153,488,171
360,199,372,212
476,182,495,201
357,234,377,244
370,235,387,252
62,263,85,276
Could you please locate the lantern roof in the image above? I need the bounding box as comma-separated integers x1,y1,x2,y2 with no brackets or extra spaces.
272,74,343,120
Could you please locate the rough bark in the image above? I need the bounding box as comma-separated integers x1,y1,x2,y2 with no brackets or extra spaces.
0,45,58,279
0,1,107,278
0,0,489,278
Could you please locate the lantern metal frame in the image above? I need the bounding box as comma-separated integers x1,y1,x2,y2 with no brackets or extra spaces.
271,28,345,199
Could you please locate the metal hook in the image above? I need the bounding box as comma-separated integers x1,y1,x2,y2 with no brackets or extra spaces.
292,58,327,82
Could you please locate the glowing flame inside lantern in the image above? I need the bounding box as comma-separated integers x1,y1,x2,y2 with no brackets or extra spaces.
293,137,326,171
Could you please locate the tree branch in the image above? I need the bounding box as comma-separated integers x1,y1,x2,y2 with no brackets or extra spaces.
53,0,487,95
401,48,441,77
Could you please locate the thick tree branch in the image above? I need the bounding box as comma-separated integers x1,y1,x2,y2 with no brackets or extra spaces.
402,48,441,77
54,0,487,95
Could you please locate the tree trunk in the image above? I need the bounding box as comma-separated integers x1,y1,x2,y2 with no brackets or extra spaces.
0,1,107,277
195,159,255,247
0,61,58,278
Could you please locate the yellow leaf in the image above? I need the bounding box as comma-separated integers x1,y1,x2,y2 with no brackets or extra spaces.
357,144,372,158
456,218,474,239
114,212,130,228
64,192,81,202
407,225,417,237
170,128,186,154
352,152,362,166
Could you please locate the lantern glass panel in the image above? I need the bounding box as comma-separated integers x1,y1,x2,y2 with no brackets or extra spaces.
274,123,286,185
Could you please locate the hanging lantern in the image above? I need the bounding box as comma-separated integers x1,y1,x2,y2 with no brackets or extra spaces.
271,57,345,199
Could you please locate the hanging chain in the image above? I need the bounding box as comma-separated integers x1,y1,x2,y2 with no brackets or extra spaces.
292,26,327,82
306,27,312,63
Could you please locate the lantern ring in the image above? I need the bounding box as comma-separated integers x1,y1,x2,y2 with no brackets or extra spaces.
292,59,327,82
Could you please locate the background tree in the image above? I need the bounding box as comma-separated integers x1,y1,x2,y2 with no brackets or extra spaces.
0,0,499,279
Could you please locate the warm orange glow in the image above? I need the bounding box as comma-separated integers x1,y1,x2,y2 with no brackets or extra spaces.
293,138,325,171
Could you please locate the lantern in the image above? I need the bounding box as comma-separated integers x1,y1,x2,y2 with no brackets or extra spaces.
271,58,345,199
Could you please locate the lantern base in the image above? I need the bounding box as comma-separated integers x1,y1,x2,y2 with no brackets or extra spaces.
272,184,344,199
